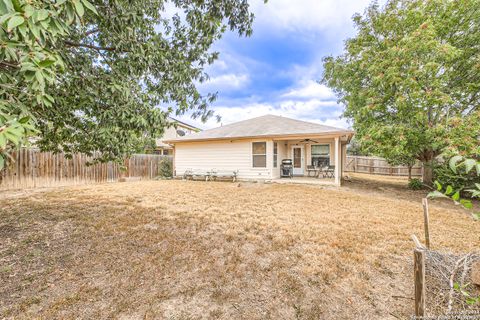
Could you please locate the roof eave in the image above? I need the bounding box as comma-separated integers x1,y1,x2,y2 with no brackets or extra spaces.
164,130,354,144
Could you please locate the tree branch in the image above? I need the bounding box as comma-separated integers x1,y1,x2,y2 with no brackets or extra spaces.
0,61,19,69
64,40,117,52
84,28,99,37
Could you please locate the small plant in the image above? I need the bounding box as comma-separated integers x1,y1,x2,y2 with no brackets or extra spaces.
158,158,173,178
408,178,424,190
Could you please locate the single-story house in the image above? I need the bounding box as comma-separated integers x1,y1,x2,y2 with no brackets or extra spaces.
164,115,354,185
154,117,201,155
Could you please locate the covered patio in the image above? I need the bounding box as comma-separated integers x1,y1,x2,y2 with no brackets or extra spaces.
271,135,349,185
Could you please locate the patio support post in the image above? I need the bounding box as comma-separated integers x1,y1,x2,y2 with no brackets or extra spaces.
334,137,341,186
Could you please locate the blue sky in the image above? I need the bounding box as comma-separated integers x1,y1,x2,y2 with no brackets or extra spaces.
176,0,377,130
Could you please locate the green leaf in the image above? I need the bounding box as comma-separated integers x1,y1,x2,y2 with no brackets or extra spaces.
35,9,49,22
35,71,45,89
23,4,33,17
0,12,14,24
434,180,442,191
464,159,476,173
30,23,40,39
7,15,24,31
39,59,56,68
18,116,30,124
4,131,19,145
73,0,84,18
81,0,97,14
459,199,473,209
473,213,480,221
10,0,20,12
0,154,4,170
449,156,463,173
446,185,454,195
452,191,460,201
0,0,14,13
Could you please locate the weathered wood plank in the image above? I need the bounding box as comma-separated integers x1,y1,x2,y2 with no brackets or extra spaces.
414,249,426,317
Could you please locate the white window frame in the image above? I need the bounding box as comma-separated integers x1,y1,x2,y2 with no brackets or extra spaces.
311,144,331,166
252,141,267,168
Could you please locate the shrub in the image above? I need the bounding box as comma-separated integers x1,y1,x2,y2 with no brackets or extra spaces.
434,157,480,197
429,156,480,220
158,158,173,178
408,178,423,190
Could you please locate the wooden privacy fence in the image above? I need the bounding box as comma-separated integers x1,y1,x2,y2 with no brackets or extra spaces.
345,156,423,177
0,148,172,190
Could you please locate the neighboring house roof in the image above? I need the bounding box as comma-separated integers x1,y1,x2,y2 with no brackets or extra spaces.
168,117,201,131
156,117,201,148
165,114,353,143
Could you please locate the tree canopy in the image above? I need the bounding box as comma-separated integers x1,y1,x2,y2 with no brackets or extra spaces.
0,0,261,168
322,0,480,184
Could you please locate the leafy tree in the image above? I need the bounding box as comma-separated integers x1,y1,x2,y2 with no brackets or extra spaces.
346,136,368,156
0,0,262,168
322,0,480,185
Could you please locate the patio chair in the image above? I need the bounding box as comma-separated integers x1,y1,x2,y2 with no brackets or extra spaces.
324,166,335,178
306,165,318,177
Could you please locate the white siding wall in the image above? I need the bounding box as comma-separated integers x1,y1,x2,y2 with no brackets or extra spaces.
173,137,348,181
174,139,274,180
272,140,288,178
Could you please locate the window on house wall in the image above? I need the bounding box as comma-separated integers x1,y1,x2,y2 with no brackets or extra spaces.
311,144,330,167
252,142,267,168
273,142,278,168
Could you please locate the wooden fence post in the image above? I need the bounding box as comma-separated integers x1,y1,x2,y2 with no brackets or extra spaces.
422,198,431,249
414,248,426,317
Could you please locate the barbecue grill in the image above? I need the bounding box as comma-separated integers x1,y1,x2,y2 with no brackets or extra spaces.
280,159,293,178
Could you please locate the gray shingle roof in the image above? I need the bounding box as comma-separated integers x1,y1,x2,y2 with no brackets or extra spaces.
165,114,353,143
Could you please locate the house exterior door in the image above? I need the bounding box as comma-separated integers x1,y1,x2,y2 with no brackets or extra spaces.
292,146,304,175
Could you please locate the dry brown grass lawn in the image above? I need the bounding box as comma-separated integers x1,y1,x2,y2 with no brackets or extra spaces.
1,174,478,319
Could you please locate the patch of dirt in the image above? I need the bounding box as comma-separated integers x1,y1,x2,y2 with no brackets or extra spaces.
0,175,478,319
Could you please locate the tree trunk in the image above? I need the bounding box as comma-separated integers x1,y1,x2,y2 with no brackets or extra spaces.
408,165,412,180
422,160,434,186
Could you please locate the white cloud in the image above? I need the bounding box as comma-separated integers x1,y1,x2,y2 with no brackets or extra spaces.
200,73,249,91
282,80,335,100
250,0,377,34
176,98,349,131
